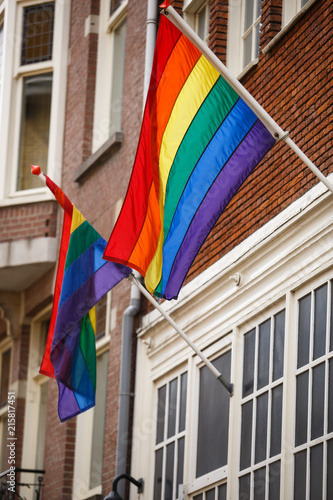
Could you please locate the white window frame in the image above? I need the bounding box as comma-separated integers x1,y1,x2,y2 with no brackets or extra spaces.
92,0,127,153
0,0,70,205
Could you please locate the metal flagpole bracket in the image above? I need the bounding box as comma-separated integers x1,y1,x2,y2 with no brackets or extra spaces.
274,131,290,141
127,274,234,396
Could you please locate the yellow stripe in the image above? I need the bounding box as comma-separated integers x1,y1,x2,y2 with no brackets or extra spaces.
88,307,96,335
145,56,219,292
71,205,86,233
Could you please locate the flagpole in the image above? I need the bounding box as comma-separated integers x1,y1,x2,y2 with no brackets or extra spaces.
160,2,333,197
127,274,234,395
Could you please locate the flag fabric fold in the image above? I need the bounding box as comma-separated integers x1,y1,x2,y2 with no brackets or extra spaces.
35,168,131,421
103,14,275,300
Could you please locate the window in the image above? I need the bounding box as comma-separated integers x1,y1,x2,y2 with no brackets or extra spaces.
239,310,285,499
0,345,11,476
184,0,210,43
0,0,70,201
0,348,10,407
0,19,4,97
92,0,127,152
283,0,312,27
293,281,333,499
242,0,261,68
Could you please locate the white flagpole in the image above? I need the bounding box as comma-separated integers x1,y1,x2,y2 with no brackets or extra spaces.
127,274,234,395
160,2,333,196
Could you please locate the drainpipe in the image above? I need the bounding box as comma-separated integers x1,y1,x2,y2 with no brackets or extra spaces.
114,1,158,497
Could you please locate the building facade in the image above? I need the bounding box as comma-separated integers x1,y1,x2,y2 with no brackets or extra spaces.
0,0,332,499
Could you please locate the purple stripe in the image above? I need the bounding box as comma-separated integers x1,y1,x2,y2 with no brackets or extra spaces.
52,261,131,348
163,120,275,299
57,380,94,422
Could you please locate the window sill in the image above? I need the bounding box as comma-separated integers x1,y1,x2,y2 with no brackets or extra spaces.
74,131,123,183
262,0,318,54
237,58,259,81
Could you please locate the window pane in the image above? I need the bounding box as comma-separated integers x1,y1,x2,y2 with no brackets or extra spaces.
240,400,253,470
311,362,325,440
90,350,109,488
244,0,254,31
330,280,333,352
154,448,163,500
239,473,251,499
327,439,333,499
193,495,203,500
196,351,231,477
310,443,323,500
253,466,266,500
243,329,255,397
21,3,54,65
18,73,52,191
329,359,333,433
167,377,178,438
177,437,184,494
243,32,252,67
110,18,127,135
270,384,283,457
268,461,280,500
298,293,311,368
0,23,3,84
206,488,215,500
179,372,187,432
165,442,175,500
294,450,307,500
295,371,309,446
218,484,227,500
273,310,285,381
313,284,327,360
257,319,270,390
197,5,207,41
95,294,107,339
255,392,268,464
156,385,166,444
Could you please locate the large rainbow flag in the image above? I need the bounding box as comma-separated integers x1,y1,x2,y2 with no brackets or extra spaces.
103,14,276,300
34,167,131,421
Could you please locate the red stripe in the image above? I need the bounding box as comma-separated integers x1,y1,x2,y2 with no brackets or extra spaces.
39,209,72,378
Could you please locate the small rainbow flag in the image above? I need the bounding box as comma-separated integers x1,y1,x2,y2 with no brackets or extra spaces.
33,167,131,421
103,14,275,300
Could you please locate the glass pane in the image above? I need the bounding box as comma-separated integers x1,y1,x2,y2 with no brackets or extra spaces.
239,473,251,499
240,400,253,470
253,466,266,500
244,0,254,31
167,377,178,438
268,461,280,500
255,392,268,464
218,484,227,500
329,359,333,433
243,328,255,397
18,73,53,191
256,0,261,19
273,310,285,381
0,23,3,82
298,293,311,368
196,351,231,477
295,371,309,446
165,442,175,500
154,448,163,500
327,439,333,499
243,32,252,67
313,283,327,360
255,22,260,58
156,385,166,444
95,294,107,339
21,2,54,65
311,362,325,439
310,443,323,500
197,5,207,41
270,384,283,457
179,372,187,432
193,495,203,500
177,437,185,494
90,351,109,488
330,280,333,352
294,450,307,500
0,349,11,406
206,488,215,500
110,18,127,135
257,319,270,390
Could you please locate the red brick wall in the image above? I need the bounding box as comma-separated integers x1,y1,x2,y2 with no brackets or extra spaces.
0,202,58,243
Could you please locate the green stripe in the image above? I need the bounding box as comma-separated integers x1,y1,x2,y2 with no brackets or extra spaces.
65,220,101,270
163,76,238,244
79,312,96,391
